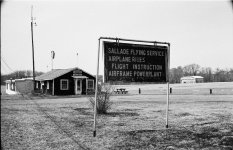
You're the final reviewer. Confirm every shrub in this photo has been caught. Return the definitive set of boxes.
[89,84,114,114]
[86,89,95,95]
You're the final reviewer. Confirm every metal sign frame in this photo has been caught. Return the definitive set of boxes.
[93,37,170,137]
[103,41,169,84]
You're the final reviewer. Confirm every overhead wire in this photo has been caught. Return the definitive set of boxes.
[1,56,14,73]
[1,64,8,73]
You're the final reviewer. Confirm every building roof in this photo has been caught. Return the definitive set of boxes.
[16,78,33,81]
[5,78,33,83]
[35,67,95,81]
[5,80,15,83]
[180,76,204,80]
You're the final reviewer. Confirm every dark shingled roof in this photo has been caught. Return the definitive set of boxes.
[35,67,94,81]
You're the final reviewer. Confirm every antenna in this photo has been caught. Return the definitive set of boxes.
[31,5,33,20]
[31,6,37,25]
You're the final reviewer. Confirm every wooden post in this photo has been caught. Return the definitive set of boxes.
[166,43,170,128]
[166,82,169,128]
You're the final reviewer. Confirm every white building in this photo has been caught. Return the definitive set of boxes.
[5,78,33,94]
[180,76,204,84]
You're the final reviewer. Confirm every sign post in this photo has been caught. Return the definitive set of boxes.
[166,43,170,128]
[166,82,169,128]
[93,39,101,137]
[93,37,170,137]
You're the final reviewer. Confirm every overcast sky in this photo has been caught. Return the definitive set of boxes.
[1,0,233,75]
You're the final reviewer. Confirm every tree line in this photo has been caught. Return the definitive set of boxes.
[1,64,233,85]
[1,70,44,85]
[169,63,233,83]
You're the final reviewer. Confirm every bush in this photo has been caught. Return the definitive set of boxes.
[86,89,95,95]
[89,84,114,114]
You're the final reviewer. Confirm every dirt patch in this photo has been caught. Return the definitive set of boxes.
[219,136,233,146]
[123,108,141,111]
[111,123,233,149]
[73,107,92,115]
[112,129,195,149]
[103,111,140,117]
[176,112,193,117]
[194,117,205,122]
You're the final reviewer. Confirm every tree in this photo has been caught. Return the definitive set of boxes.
[183,63,200,76]
[229,69,233,81]
[169,66,183,83]
[213,68,233,82]
[199,67,213,82]
[169,64,233,83]
[1,70,44,85]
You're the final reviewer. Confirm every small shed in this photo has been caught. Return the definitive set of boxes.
[180,76,204,84]
[35,67,96,95]
[5,78,33,94]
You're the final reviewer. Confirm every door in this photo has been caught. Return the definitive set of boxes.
[75,79,82,95]
[82,79,86,95]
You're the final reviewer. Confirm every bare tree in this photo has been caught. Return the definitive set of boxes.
[199,67,213,82]
[183,63,200,76]
[170,66,183,83]
[1,70,44,85]
[213,68,233,82]
[88,84,114,114]
[169,63,233,83]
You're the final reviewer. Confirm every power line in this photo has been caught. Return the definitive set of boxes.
[1,58,13,72]
[1,57,14,72]
[1,62,12,75]
[1,64,8,73]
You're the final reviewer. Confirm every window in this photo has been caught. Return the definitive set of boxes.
[60,79,69,90]
[47,81,49,89]
[87,79,94,89]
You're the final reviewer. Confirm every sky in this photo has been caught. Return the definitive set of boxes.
[1,0,233,75]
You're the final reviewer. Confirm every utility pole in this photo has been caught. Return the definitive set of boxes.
[31,6,36,91]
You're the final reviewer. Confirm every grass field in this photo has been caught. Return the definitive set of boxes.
[1,82,233,150]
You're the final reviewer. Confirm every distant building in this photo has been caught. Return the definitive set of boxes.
[35,67,96,95]
[5,78,33,94]
[180,76,204,84]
